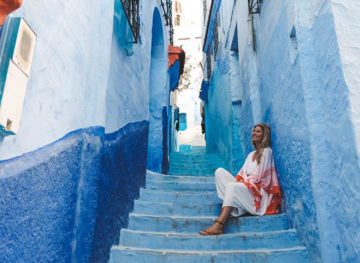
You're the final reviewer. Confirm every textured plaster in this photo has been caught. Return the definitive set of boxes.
[204,0,360,262]
[0,0,168,162]
[331,0,360,160]
[0,121,148,262]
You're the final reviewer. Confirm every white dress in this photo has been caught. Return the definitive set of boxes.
[215,151,269,217]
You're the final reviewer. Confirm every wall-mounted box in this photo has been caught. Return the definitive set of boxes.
[0,17,36,136]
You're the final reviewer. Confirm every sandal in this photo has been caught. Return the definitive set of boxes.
[199,220,225,235]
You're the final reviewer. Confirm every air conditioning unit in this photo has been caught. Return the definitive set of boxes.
[0,17,36,136]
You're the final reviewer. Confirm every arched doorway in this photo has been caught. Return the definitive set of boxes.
[146,7,167,173]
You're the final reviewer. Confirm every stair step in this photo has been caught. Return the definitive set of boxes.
[170,152,219,157]
[168,167,219,172]
[168,172,214,176]
[139,189,220,204]
[169,162,224,167]
[169,158,224,163]
[128,213,289,233]
[110,153,310,263]
[133,200,221,216]
[147,171,214,180]
[146,180,216,191]
[120,229,301,251]
[170,156,223,161]
[110,246,309,263]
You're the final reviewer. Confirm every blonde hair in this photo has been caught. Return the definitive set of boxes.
[252,123,272,164]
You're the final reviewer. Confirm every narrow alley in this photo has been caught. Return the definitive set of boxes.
[0,0,359,263]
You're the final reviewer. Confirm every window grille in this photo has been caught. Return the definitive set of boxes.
[120,0,140,43]
[248,0,262,14]
[206,49,211,80]
[160,0,174,45]
[213,14,219,59]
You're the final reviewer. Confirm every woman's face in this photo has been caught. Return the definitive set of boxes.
[252,126,264,145]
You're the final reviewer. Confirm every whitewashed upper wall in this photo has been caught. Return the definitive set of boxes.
[331,0,360,158]
[0,0,168,160]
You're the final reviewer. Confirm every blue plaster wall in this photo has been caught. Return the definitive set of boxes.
[91,121,148,262]
[169,60,180,91]
[146,7,169,173]
[0,1,170,262]
[255,1,360,261]
[0,121,148,262]
[161,106,169,173]
[206,57,234,172]
[254,4,319,260]
[205,0,360,262]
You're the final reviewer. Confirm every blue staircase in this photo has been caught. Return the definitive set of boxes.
[110,149,310,262]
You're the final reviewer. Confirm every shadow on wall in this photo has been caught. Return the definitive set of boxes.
[0,121,148,262]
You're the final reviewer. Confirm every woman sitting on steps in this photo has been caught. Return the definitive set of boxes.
[200,123,281,235]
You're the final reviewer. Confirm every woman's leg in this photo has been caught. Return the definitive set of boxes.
[215,168,236,200]
[199,168,237,235]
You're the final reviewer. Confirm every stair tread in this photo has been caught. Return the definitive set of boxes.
[130,212,286,220]
[122,228,296,237]
[113,245,307,254]
[110,153,310,262]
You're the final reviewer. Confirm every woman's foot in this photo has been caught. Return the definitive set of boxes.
[199,220,224,235]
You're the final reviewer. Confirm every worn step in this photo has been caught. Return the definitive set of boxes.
[169,161,224,167]
[169,158,224,163]
[168,171,215,176]
[168,167,218,174]
[110,246,309,263]
[170,155,223,161]
[120,229,301,251]
[139,189,220,204]
[146,180,216,191]
[133,200,221,217]
[168,166,220,171]
[169,163,225,169]
[147,171,214,180]
[128,213,289,233]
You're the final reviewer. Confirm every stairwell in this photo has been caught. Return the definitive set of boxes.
[110,147,310,262]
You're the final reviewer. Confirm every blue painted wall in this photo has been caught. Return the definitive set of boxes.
[0,1,170,261]
[169,60,180,91]
[0,121,148,262]
[206,57,234,172]
[254,4,319,260]
[203,0,360,262]
[146,7,169,173]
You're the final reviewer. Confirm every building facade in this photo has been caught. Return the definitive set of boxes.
[201,0,360,262]
[0,0,179,262]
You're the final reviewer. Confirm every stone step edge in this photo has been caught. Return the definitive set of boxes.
[129,212,286,220]
[113,245,307,254]
[133,201,222,209]
[141,189,217,195]
[130,213,219,220]
[147,175,214,180]
[147,171,214,179]
[122,228,296,237]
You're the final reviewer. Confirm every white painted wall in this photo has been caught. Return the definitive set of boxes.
[0,0,168,160]
[173,0,204,143]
